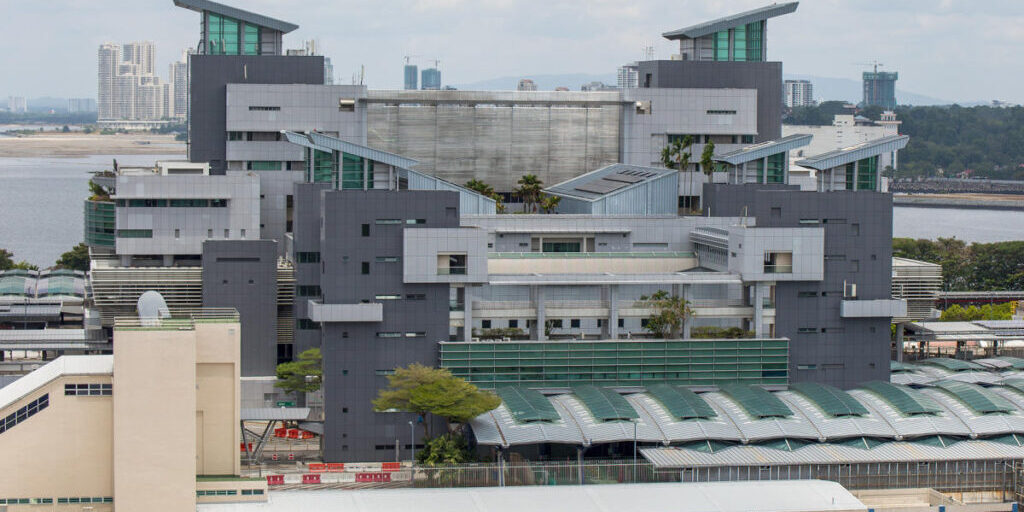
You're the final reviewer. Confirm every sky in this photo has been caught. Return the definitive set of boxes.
[4,0,1024,104]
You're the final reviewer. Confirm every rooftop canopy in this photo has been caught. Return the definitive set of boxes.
[282,131,419,170]
[662,2,800,40]
[713,134,812,166]
[544,163,676,202]
[173,0,298,33]
[795,135,909,171]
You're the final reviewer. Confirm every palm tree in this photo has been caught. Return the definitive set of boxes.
[700,141,716,177]
[539,194,561,213]
[661,136,693,211]
[464,179,506,213]
[516,174,543,213]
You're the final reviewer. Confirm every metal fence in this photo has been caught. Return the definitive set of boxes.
[407,459,1019,496]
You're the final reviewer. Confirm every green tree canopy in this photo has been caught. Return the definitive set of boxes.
[55,243,90,272]
[372,363,500,437]
[640,290,693,339]
[416,433,473,465]
[464,179,506,213]
[893,238,1024,291]
[0,249,37,271]
[274,348,322,395]
[516,174,543,213]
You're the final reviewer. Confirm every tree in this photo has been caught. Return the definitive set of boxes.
[55,243,90,272]
[700,141,717,177]
[88,179,111,201]
[416,432,473,465]
[539,194,561,213]
[464,178,506,213]
[661,136,694,212]
[372,363,500,438]
[0,249,14,271]
[516,174,543,213]
[274,348,322,395]
[639,290,693,338]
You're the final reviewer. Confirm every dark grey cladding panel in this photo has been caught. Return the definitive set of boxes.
[637,60,783,141]
[188,55,324,172]
[202,239,279,376]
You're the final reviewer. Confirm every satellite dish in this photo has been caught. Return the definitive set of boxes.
[137,290,170,326]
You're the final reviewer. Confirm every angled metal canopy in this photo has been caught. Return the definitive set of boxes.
[173,0,299,33]
[281,131,420,170]
[662,2,799,40]
[714,134,812,165]
[795,135,909,170]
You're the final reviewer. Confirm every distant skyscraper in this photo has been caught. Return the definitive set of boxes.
[404,65,418,90]
[421,68,441,90]
[517,78,537,91]
[784,79,814,107]
[7,96,27,113]
[863,71,898,110]
[122,41,155,75]
[617,63,638,88]
[580,81,614,91]
[170,51,190,119]
[98,43,120,119]
[67,98,97,113]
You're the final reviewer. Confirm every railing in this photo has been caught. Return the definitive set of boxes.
[762,298,775,308]
[763,265,793,274]
[488,251,696,259]
[449,300,464,312]
[438,267,467,275]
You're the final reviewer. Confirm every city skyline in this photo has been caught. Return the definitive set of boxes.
[3,0,1024,103]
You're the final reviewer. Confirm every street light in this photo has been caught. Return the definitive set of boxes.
[630,418,639,483]
[408,420,416,464]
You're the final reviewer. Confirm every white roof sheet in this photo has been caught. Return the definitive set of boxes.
[0,355,112,412]
[470,402,585,447]
[846,389,971,439]
[702,391,822,442]
[197,481,866,512]
[774,391,897,441]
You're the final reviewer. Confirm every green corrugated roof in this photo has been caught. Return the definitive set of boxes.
[1000,378,1024,396]
[932,380,1014,414]
[997,357,1024,370]
[860,381,942,416]
[496,387,560,423]
[646,384,716,420]
[988,433,1024,447]
[719,382,792,418]
[678,440,732,453]
[790,382,869,417]
[573,385,638,422]
[921,358,984,372]
[910,435,960,448]
[890,361,919,373]
[758,438,812,452]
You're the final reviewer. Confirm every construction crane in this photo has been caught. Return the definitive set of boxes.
[432,59,441,70]
[854,60,884,73]
[403,54,422,65]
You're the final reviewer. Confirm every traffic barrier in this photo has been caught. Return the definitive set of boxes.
[346,462,383,472]
[266,475,285,486]
[273,427,288,438]
[287,428,300,439]
[308,463,327,473]
[381,462,402,472]
[302,474,321,484]
[326,463,345,472]
[239,442,253,452]
[390,471,412,482]
[271,453,279,461]
[300,430,316,439]
[355,472,391,483]
[287,453,295,461]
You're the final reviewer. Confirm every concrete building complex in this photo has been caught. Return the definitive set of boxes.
[784,79,814,107]
[783,113,902,171]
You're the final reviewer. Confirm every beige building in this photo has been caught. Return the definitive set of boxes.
[0,308,265,511]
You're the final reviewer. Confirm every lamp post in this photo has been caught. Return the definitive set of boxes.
[408,420,415,464]
[631,418,639,483]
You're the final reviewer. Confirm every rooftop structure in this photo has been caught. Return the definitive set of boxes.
[891,257,942,322]
[542,164,679,215]
[795,135,909,192]
[174,0,297,55]
[663,2,799,61]
[713,134,811,185]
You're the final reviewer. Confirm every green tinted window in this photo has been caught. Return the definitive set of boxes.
[732,25,747,61]
[247,161,281,171]
[116,229,152,238]
[243,24,259,55]
[311,150,334,184]
[713,31,729,61]
[765,152,785,184]
[856,155,878,190]
[745,22,763,61]
[341,152,371,190]
[845,163,856,190]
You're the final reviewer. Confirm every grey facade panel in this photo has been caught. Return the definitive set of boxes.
[201,239,279,376]
[636,60,782,142]
[189,55,325,172]
[703,184,894,389]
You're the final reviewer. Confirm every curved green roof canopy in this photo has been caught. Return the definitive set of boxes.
[720,382,792,418]
[647,384,716,420]
[791,382,868,417]
[573,385,638,422]
[496,387,560,423]
[932,380,1014,415]
[861,381,942,416]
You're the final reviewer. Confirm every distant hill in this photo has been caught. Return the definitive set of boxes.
[785,74,951,106]
[450,73,618,92]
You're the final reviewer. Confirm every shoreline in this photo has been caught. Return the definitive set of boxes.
[0,133,185,158]
[893,193,1024,211]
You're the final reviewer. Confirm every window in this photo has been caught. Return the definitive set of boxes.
[570,319,581,328]
[482,320,492,329]
[635,100,651,114]
[211,199,228,207]
[247,161,281,171]
[375,219,401,225]
[406,219,426,225]
[169,199,210,207]
[376,332,402,338]
[508,319,518,328]
[405,332,425,337]
[439,254,466,275]
[361,262,370,274]
[116,229,152,238]
[64,383,112,396]
[361,224,370,236]
[712,30,729,61]
[296,319,317,330]
[618,318,624,328]
[550,319,563,328]
[296,252,320,263]
[822,328,846,334]
[797,364,817,370]
[375,294,401,300]
[851,223,860,236]
[597,319,604,328]
[799,219,820,224]
[128,199,167,207]
[338,98,356,112]
[706,110,737,115]
[406,293,426,300]
[798,291,818,297]
[241,489,265,496]
[542,241,580,253]
[248,106,281,111]
[797,327,817,334]
[208,229,214,238]
[224,229,230,238]
[0,394,48,435]
[741,135,755,144]
[375,256,399,263]
[228,131,243,141]
[342,153,371,190]
[174,228,180,239]
[825,254,846,261]
[297,285,322,297]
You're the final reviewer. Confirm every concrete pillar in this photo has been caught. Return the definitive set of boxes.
[681,285,692,339]
[463,286,474,342]
[609,286,619,340]
[533,286,546,341]
[363,158,369,190]
[753,283,766,337]
[896,322,904,362]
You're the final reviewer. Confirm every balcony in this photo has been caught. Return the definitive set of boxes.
[449,300,464,312]
[763,265,792,274]
[438,267,467,276]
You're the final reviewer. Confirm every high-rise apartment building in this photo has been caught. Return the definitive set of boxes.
[618,63,638,88]
[784,79,814,107]
[122,41,155,75]
[170,52,190,119]
[67,98,97,112]
[97,43,120,119]
[421,67,441,90]
[517,78,537,91]
[404,64,418,90]
[6,96,27,113]
[863,71,898,109]
[97,41,177,123]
